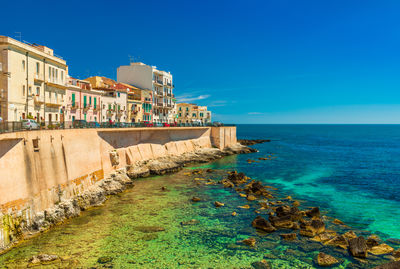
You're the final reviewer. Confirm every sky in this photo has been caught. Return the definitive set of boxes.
[2,0,400,123]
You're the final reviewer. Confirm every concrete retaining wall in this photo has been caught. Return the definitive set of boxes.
[0,126,236,249]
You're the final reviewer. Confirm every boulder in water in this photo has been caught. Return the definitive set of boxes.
[373,261,400,269]
[191,197,201,202]
[242,237,256,247]
[251,259,271,269]
[252,216,277,233]
[214,201,224,207]
[349,236,368,258]
[306,207,320,218]
[280,233,297,241]
[316,252,339,267]
[368,244,394,255]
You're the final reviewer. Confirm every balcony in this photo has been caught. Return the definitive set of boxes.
[153,79,163,86]
[166,82,172,87]
[155,103,164,108]
[34,73,44,82]
[33,95,44,104]
[83,104,91,111]
[156,91,163,97]
[45,98,62,108]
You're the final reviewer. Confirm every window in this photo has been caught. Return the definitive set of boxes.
[94,98,97,109]
[22,60,25,71]
[49,67,51,79]
[48,92,51,99]
[192,113,196,117]
[55,92,58,102]
[179,113,182,117]
[83,96,87,107]
[36,62,40,73]
[89,96,92,105]
[72,93,75,106]
[186,107,188,111]
[179,107,182,111]
[117,92,120,97]
[36,87,40,95]
[28,86,32,95]
[61,71,64,81]
[22,85,25,96]
[55,69,58,80]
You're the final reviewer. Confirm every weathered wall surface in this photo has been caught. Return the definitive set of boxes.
[0,126,236,249]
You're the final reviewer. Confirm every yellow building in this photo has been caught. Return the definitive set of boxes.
[176,103,211,125]
[0,36,68,123]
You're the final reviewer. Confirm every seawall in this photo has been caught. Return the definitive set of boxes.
[0,126,237,251]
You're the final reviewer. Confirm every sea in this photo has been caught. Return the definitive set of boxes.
[0,124,399,268]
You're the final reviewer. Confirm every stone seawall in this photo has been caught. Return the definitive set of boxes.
[0,126,238,251]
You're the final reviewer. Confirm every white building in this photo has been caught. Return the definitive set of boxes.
[0,36,68,123]
[117,62,175,124]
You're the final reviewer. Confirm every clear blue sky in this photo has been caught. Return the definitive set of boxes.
[2,0,400,123]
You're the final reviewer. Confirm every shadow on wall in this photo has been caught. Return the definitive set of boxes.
[0,138,23,159]
[97,128,210,149]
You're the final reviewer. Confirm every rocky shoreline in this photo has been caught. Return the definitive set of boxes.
[184,167,400,268]
[0,143,256,256]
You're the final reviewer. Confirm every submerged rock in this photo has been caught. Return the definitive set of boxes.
[316,252,339,267]
[305,207,320,218]
[214,201,224,207]
[299,219,325,237]
[251,216,277,233]
[280,233,297,241]
[349,236,368,258]
[251,259,271,269]
[369,244,394,255]
[191,197,201,202]
[28,254,59,265]
[180,219,200,226]
[242,237,256,247]
[238,139,271,146]
[325,235,349,249]
[332,218,345,225]
[373,261,400,269]
[97,256,113,264]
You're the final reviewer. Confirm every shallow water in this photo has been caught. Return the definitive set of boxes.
[1,124,399,268]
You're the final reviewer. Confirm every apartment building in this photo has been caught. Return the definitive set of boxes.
[0,36,68,123]
[117,62,175,124]
[65,77,101,126]
[85,76,127,123]
[176,103,212,125]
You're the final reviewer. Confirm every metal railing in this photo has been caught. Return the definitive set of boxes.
[0,121,230,134]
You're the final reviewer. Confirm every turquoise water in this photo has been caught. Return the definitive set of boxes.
[234,124,400,239]
[0,124,399,268]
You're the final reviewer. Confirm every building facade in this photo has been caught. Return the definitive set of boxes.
[65,77,101,126]
[176,103,212,125]
[85,76,127,123]
[0,36,67,123]
[116,82,143,123]
[117,62,175,124]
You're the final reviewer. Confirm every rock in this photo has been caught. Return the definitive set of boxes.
[238,205,250,209]
[28,254,59,266]
[227,171,249,185]
[220,178,235,188]
[325,235,349,249]
[369,244,394,255]
[299,219,325,237]
[109,150,119,166]
[269,215,294,229]
[232,212,237,216]
[343,231,357,240]
[316,252,339,267]
[312,231,336,243]
[206,168,214,173]
[98,256,113,264]
[367,235,381,248]
[293,201,300,207]
[191,197,201,202]
[373,261,400,269]
[180,219,200,226]
[332,218,345,225]
[242,237,256,247]
[251,259,271,269]
[251,216,277,233]
[239,193,247,197]
[127,165,150,179]
[214,201,224,207]
[247,195,257,201]
[275,205,302,221]
[392,249,400,260]
[238,139,271,146]
[306,207,320,218]
[244,181,269,196]
[161,186,167,191]
[349,236,368,258]
[280,233,297,241]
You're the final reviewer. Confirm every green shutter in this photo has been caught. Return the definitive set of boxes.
[94,97,97,109]
[84,96,87,107]
[72,93,75,106]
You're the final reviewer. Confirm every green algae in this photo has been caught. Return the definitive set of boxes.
[0,166,393,268]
